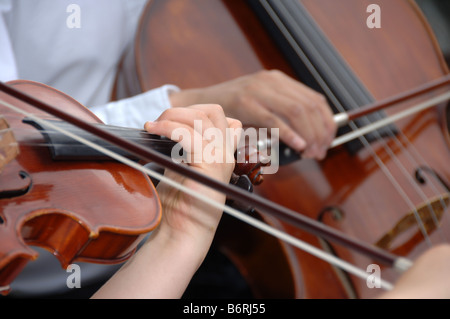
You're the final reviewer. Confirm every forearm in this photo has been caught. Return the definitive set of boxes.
[378,245,450,299]
[91,224,210,299]
[92,105,236,299]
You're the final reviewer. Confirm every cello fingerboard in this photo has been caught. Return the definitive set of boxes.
[248,0,398,154]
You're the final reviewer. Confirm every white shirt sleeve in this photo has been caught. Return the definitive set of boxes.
[89,84,179,129]
[0,0,18,82]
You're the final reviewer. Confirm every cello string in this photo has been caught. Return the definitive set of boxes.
[284,0,450,240]
[9,92,449,160]
[333,89,450,233]
[333,91,450,228]
[10,91,450,150]
[261,0,442,245]
[11,107,448,245]
[281,0,446,244]
[331,92,450,147]
[0,97,399,290]
[348,107,448,244]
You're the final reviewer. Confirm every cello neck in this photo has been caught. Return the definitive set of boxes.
[248,0,398,153]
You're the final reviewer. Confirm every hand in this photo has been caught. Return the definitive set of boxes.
[378,244,450,299]
[169,70,336,159]
[144,104,241,247]
[92,104,241,298]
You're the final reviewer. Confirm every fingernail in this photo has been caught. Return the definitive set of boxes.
[292,136,306,151]
[144,121,155,131]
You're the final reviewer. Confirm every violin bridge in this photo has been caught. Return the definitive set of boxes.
[0,117,19,172]
[375,194,450,254]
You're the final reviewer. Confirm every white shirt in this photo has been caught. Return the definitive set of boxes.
[1,0,178,127]
[0,0,178,297]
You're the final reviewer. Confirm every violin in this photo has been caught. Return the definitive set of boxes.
[0,80,161,295]
[114,0,450,298]
[0,80,264,295]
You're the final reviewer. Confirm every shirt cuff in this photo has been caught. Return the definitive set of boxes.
[90,84,180,128]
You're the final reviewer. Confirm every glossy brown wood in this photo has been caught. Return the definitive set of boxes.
[116,0,450,298]
[295,0,450,298]
[116,0,335,299]
[0,81,161,294]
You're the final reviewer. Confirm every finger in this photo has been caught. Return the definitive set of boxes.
[153,106,219,135]
[248,105,307,153]
[293,95,336,156]
[288,83,337,150]
[226,117,242,131]
[245,88,321,157]
[259,76,335,158]
[315,98,337,148]
[237,73,325,157]
[145,117,238,165]
[188,104,229,132]
[145,120,204,163]
[289,97,331,159]
[225,117,242,152]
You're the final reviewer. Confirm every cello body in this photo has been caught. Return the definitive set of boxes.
[115,0,450,298]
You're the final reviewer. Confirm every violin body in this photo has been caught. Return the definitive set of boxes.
[0,80,161,294]
[115,0,450,298]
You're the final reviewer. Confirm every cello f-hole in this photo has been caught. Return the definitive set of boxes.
[317,206,344,223]
[415,166,450,193]
[316,207,357,299]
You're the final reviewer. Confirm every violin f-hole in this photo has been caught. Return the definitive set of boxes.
[0,169,32,200]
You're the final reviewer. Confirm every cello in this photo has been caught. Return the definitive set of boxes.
[114,0,450,298]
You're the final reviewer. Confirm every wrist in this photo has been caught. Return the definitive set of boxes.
[145,220,214,279]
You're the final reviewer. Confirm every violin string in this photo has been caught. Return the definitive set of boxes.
[4,113,170,141]
[5,126,169,143]
[0,97,397,290]
[261,0,443,246]
[13,94,449,233]
[13,96,449,244]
